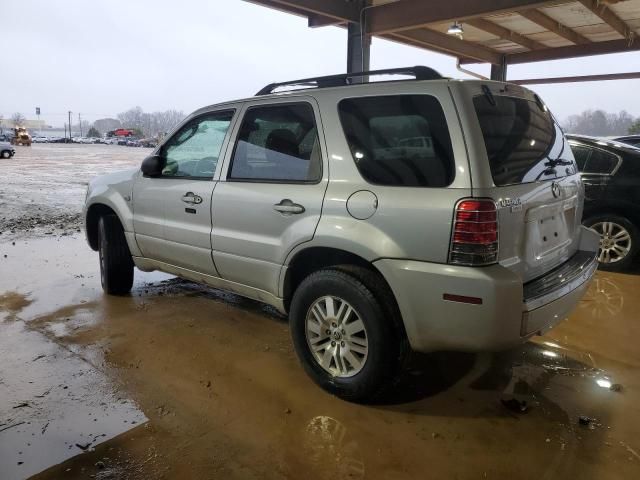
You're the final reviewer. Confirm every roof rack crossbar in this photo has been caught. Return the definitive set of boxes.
[256,66,443,96]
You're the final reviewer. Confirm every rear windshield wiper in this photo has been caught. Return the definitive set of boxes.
[544,158,573,168]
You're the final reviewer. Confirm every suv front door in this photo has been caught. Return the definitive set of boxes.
[133,109,237,275]
[211,98,328,295]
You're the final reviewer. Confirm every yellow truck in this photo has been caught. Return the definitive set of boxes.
[11,126,32,146]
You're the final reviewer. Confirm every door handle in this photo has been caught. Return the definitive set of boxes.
[273,199,305,215]
[182,192,203,205]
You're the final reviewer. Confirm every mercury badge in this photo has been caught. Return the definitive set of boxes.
[551,181,561,199]
[498,197,522,213]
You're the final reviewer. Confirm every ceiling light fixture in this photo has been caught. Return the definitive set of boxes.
[447,21,464,36]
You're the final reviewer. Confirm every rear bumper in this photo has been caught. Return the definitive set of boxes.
[374,227,599,353]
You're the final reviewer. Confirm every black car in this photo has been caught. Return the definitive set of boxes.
[611,135,640,148]
[567,134,640,271]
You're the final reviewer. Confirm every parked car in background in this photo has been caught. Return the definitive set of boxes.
[567,134,640,271]
[32,136,49,143]
[84,67,599,401]
[611,135,640,148]
[139,138,158,148]
[1,141,16,158]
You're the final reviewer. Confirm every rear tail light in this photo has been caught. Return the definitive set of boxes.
[449,199,498,266]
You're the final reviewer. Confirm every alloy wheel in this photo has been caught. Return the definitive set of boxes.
[305,295,368,378]
[590,221,631,264]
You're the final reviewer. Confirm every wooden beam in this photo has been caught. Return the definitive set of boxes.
[308,14,346,28]
[243,0,359,23]
[512,71,640,84]
[466,18,546,50]
[519,9,591,44]
[366,0,566,35]
[504,38,640,63]
[390,28,503,64]
[378,34,476,64]
[578,0,633,40]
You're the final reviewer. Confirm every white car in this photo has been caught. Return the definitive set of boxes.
[1,142,16,158]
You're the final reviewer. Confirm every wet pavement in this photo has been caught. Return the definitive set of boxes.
[1,145,640,479]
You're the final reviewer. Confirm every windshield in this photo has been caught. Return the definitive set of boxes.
[473,95,577,186]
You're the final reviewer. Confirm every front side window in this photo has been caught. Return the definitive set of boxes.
[229,103,321,182]
[473,95,576,186]
[161,111,234,179]
[338,95,455,187]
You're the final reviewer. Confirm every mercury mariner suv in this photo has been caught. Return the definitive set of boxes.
[83,67,599,402]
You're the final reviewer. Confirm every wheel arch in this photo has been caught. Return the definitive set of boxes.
[584,203,640,228]
[86,203,122,251]
[281,246,399,317]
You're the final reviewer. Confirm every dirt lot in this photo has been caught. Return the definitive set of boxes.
[0,144,146,239]
[1,144,640,479]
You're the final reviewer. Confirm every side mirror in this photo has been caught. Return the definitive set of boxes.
[141,154,164,177]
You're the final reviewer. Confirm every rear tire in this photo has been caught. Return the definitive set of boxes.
[98,215,134,295]
[585,214,639,272]
[290,267,409,403]
[1,151,10,159]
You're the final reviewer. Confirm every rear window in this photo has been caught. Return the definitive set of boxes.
[473,95,577,186]
[338,95,455,187]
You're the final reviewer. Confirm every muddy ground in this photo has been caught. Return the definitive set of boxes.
[1,144,640,479]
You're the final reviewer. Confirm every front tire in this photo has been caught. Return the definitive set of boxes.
[98,215,134,295]
[290,268,408,402]
[1,150,10,159]
[585,214,639,271]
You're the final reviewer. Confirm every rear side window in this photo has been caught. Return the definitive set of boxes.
[571,145,590,170]
[585,148,619,174]
[338,95,455,187]
[474,95,576,186]
[229,103,321,182]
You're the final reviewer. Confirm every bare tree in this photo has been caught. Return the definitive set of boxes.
[79,119,92,136]
[94,118,121,134]
[11,112,26,127]
[117,107,146,132]
[563,110,637,136]
[149,110,185,137]
[117,107,185,137]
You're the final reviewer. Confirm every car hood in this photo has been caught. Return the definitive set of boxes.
[89,167,139,189]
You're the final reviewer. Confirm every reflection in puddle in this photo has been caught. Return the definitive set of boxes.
[304,416,365,480]
[580,275,624,318]
[0,306,146,480]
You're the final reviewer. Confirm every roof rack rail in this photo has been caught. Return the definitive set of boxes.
[256,66,443,96]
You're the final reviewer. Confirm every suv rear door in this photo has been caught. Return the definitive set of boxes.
[452,82,583,282]
[211,97,328,295]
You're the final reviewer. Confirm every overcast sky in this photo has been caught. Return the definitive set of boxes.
[1,0,639,126]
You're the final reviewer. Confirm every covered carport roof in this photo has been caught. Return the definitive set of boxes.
[244,0,640,77]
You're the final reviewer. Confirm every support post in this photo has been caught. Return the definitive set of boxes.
[490,55,507,81]
[347,0,370,77]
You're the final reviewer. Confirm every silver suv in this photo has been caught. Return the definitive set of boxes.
[83,67,599,402]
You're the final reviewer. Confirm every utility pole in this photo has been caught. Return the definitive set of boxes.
[78,113,82,137]
[68,111,72,142]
